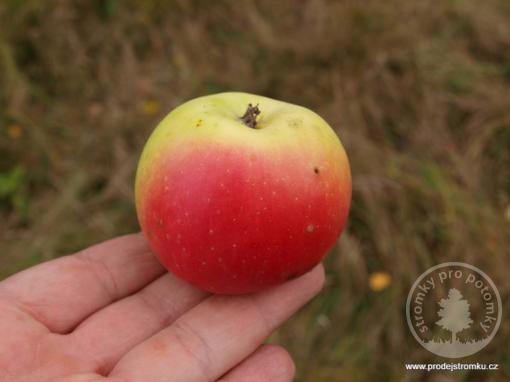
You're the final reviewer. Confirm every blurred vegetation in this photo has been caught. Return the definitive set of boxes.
[1,0,510,380]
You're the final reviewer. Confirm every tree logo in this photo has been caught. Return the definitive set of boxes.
[435,288,473,343]
[406,263,501,358]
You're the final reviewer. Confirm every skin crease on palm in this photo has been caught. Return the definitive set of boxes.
[0,233,325,382]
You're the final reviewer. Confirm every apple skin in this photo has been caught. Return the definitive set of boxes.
[135,92,351,294]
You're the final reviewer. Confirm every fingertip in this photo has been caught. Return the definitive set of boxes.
[259,345,296,380]
[300,262,326,296]
[218,345,295,382]
[312,262,326,290]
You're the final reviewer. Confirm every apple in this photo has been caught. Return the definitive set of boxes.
[135,92,351,294]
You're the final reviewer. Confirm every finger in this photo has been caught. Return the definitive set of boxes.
[109,264,324,382]
[218,345,295,382]
[70,272,207,373]
[0,233,165,333]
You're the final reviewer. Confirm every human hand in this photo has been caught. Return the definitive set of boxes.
[0,233,324,382]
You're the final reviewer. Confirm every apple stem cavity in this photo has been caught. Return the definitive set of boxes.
[240,103,261,129]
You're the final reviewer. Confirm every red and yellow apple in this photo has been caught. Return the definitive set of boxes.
[135,92,351,294]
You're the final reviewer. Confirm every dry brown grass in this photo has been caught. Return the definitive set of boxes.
[1,1,510,380]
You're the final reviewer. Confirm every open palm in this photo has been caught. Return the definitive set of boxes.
[0,233,324,382]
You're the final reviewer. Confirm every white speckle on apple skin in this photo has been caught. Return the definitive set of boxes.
[307,224,315,232]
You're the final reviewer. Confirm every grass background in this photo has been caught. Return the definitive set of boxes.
[1,0,510,380]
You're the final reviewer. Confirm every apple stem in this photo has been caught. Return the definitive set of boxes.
[240,103,260,129]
